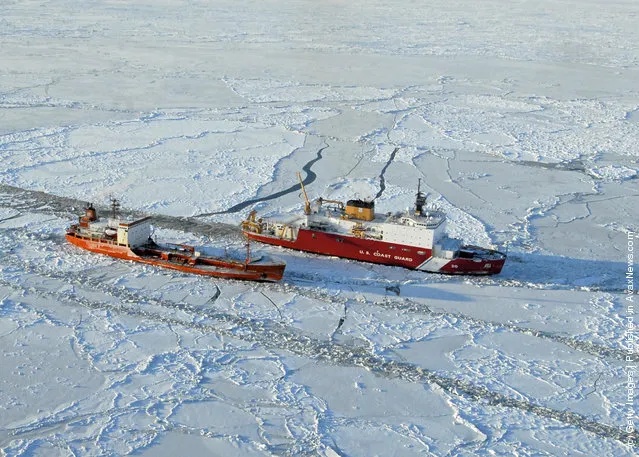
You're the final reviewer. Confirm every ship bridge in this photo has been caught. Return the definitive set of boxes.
[378,208,447,248]
[386,210,446,229]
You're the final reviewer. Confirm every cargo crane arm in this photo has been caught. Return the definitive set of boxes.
[297,172,311,215]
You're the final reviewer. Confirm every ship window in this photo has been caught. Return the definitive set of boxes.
[389,246,395,250]
[417,250,426,255]
[402,248,411,252]
[336,238,344,243]
[312,233,316,238]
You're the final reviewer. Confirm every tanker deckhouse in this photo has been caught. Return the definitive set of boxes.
[241,175,506,275]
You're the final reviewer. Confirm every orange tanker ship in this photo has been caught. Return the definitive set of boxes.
[66,200,286,281]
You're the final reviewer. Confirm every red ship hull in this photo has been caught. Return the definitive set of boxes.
[66,233,285,281]
[244,228,505,275]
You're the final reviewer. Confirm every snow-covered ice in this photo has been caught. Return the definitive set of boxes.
[1,0,638,455]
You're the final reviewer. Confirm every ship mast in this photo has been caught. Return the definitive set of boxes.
[297,172,311,215]
[415,178,427,216]
[110,198,121,219]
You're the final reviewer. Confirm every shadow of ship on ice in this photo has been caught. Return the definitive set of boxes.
[279,253,473,302]
[472,251,629,294]
[280,249,630,301]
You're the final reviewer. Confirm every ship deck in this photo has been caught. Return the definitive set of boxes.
[135,241,281,267]
[262,208,446,229]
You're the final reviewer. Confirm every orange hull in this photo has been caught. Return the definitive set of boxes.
[66,233,285,282]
